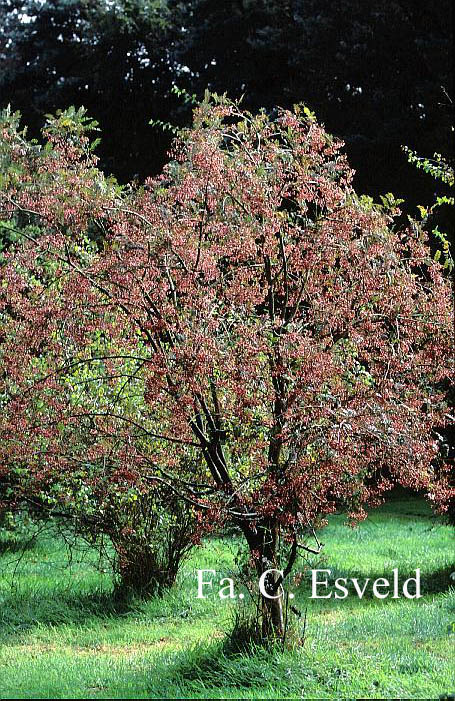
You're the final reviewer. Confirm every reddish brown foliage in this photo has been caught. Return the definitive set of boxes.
[0,99,453,636]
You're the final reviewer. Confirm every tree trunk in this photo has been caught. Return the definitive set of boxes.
[241,519,285,642]
[258,563,284,640]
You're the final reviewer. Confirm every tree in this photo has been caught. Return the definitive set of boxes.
[0,97,453,641]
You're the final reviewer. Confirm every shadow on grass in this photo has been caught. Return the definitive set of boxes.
[164,642,301,691]
[0,587,139,641]
[0,536,37,555]
[132,638,336,700]
[297,564,455,599]
[0,576,200,646]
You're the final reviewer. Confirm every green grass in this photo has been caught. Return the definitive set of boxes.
[0,494,453,699]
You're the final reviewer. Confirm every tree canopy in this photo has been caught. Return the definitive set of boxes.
[0,98,452,638]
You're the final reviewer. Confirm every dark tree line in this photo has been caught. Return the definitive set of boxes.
[1,0,452,210]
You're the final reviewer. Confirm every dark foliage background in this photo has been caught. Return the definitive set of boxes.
[1,0,452,210]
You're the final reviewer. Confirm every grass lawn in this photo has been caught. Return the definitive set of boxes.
[0,493,453,699]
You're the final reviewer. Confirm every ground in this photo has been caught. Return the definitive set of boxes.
[0,493,453,699]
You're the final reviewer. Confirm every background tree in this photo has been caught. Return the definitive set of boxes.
[177,1,453,206]
[0,98,452,640]
[1,0,452,225]
[0,0,184,180]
